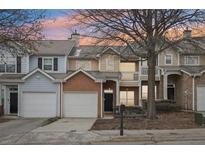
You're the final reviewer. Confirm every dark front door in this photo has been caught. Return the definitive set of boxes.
[167,88,175,100]
[104,93,113,112]
[10,93,18,114]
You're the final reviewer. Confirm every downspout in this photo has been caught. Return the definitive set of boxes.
[60,82,63,118]
[100,81,103,118]
[192,75,195,111]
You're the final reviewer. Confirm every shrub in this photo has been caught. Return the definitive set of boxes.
[142,99,181,112]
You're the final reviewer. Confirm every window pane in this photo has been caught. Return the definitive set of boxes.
[120,91,127,105]
[127,91,134,106]
[44,58,52,65]
[142,85,148,99]
[6,64,15,72]
[186,56,199,65]
[0,64,5,72]
[142,85,157,99]
[44,65,52,70]
[165,55,172,64]
[43,58,53,71]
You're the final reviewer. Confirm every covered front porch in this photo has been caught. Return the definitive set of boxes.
[159,68,182,106]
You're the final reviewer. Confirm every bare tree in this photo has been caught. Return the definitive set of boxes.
[71,9,205,119]
[0,9,45,55]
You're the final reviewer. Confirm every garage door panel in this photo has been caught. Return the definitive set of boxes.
[197,87,205,111]
[63,92,98,117]
[21,92,57,117]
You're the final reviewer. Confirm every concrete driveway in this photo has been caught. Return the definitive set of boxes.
[34,118,96,132]
[0,118,46,144]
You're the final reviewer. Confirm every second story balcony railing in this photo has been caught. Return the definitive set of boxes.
[141,66,160,76]
[121,72,139,81]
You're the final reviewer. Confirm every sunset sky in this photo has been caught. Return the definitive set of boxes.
[43,9,73,40]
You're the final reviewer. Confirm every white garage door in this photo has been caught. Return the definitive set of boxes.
[63,92,98,117]
[197,86,205,111]
[21,92,57,117]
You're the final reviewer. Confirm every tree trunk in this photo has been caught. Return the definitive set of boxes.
[147,53,157,119]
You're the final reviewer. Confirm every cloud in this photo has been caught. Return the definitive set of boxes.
[42,15,77,40]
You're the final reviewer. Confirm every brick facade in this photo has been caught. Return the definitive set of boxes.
[63,72,102,117]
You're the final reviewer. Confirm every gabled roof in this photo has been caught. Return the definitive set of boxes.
[22,68,55,81]
[180,66,205,76]
[32,40,76,56]
[97,47,121,56]
[63,69,98,82]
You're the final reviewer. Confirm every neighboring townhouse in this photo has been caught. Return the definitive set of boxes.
[0,39,76,117]
[1,30,205,118]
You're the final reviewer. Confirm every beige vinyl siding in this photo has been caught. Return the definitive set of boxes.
[158,49,179,66]
[100,52,120,72]
[200,55,205,65]
[68,59,99,71]
[68,59,76,70]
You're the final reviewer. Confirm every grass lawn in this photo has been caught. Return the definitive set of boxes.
[91,112,205,130]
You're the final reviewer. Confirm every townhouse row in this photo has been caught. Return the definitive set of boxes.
[1,30,205,118]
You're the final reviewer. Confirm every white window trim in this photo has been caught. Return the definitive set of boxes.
[0,57,17,73]
[42,57,54,72]
[184,56,199,66]
[120,90,135,106]
[164,54,173,65]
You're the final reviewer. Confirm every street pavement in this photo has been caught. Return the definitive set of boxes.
[1,118,205,145]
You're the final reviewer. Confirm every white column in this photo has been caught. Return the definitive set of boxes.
[163,74,168,99]
[116,80,120,106]
[192,76,195,111]
[138,81,142,106]
[100,81,103,118]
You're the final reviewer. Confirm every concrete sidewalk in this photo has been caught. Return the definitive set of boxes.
[91,128,205,144]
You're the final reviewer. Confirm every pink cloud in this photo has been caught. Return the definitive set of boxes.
[43,15,77,40]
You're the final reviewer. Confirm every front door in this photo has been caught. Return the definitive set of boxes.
[10,92,18,114]
[104,93,113,112]
[167,88,175,100]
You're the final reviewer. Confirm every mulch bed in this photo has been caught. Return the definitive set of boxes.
[91,112,205,130]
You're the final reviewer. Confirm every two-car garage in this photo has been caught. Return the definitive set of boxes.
[19,69,101,118]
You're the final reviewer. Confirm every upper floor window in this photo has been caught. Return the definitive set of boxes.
[76,60,91,70]
[43,58,53,71]
[165,54,172,65]
[38,57,58,72]
[184,56,199,65]
[0,57,16,73]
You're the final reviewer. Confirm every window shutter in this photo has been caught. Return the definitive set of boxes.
[54,58,58,71]
[38,57,42,69]
[17,56,21,73]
